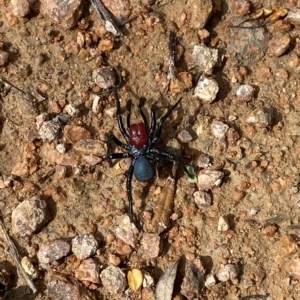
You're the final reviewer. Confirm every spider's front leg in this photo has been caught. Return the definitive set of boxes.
[110,134,129,150]
[151,98,181,145]
[138,97,149,133]
[114,90,130,143]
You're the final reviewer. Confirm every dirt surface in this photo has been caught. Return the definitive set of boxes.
[1,0,300,299]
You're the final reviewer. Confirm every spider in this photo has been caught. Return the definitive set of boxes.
[109,90,194,222]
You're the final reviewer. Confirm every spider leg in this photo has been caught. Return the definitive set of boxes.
[111,134,129,150]
[109,152,131,159]
[138,97,149,133]
[126,99,132,129]
[151,98,181,145]
[148,107,156,138]
[126,159,136,222]
[114,90,130,142]
[146,154,174,178]
[150,148,194,178]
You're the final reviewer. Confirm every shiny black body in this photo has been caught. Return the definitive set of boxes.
[109,91,193,222]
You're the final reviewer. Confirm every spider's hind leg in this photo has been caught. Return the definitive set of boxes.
[108,152,131,160]
[150,148,194,178]
[147,154,174,179]
[126,159,136,222]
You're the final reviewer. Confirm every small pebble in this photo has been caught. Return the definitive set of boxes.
[82,155,102,166]
[228,0,251,16]
[11,197,48,236]
[72,234,98,260]
[55,165,67,179]
[286,8,300,26]
[178,130,193,143]
[63,125,91,143]
[287,257,300,278]
[40,0,82,29]
[192,45,218,75]
[92,95,101,113]
[180,259,205,299]
[39,121,61,141]
[98,39,114,52]
[56,143,67,154]
[194,190,212,207]
[143,273,154,288]
[197,154,210,168]
[194,75,219,103]
[205,273,216,287]
[169,72,193,93]
[275,235,298,264]
[262,224,278,237]
[75,258,100,284]
[249,206,260,216]
[24,121,40,141]
[0,50,9,66]
[74,166,83,176]
[246,107,273,127]
[63,104,79,117]
[108,253,121,266]
[104,107,116,118]
[216,263,239,282]
[268,35,292,57]
[141,233,160,258]
[21,256,38,279]
[218,215,230,231]
[100,266,126,294]
[114,215,139,247]
[37,239,71,264]
[211,121,229,140]
[47,275,94,300]
[197,169,224,191]
[185,0,213,29]
[91,67,117,89]
[7,0,31,17]
[236,84,255,102]
[73,139,107,156]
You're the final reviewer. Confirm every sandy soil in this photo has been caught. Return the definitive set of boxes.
[1,0,300,299]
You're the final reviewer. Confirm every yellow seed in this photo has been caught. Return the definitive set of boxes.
[127,268,143,292]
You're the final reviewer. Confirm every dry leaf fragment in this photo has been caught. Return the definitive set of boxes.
[127,269,143,292]
[155,260,179,300]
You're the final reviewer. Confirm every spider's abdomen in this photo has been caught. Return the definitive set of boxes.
[134,157,154,181]
[129,123,148,148]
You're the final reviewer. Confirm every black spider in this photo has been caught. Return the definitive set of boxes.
[109,90,193,222]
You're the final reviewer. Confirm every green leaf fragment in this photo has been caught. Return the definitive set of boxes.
[187,166,198,183]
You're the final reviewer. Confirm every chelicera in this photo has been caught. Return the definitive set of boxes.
[109,90,193,222]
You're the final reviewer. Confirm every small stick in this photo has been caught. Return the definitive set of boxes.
[90,0,121,36]
[0,77,36,102]
[150,164,177,234]
[168,30,176,80]
[0,218,37,293]
[0,77,27,96]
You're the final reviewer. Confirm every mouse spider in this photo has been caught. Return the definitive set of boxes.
[108,90,194,222]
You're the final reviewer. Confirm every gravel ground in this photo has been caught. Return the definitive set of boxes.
[1,0,300,299]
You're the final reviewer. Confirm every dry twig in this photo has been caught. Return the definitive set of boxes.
[0,218,37,294]
[168,30,176,80]
[90,0,121,36]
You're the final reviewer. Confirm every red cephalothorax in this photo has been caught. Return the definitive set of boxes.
[129,123,149,148]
